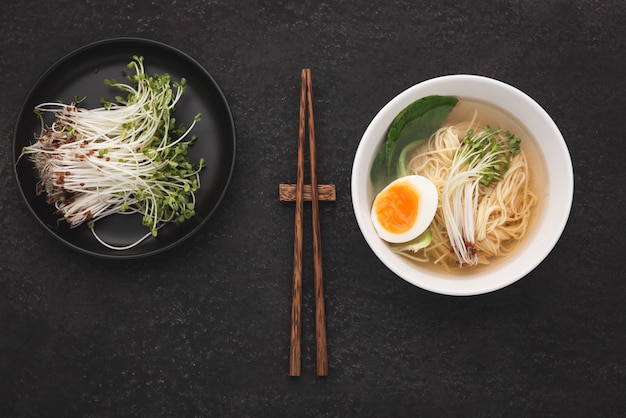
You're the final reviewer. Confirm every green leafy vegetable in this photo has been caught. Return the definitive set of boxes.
[396,140,424,179]
[370,146,389,195]
[370,95,458,192]
[391,227,433,253]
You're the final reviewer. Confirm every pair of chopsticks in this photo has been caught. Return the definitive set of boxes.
[289,68,328,377]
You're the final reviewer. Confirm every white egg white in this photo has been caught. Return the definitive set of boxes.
[370,175,438,243]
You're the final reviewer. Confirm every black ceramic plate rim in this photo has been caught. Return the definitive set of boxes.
[12,37,236,259]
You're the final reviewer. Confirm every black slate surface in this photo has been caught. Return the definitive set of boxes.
[1,1,625,416]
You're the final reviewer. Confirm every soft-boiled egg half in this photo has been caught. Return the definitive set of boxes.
[370,175,438,243]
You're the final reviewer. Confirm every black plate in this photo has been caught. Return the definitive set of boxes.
[13,38,236,259]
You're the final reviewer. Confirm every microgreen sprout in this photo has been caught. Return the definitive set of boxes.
[442,125,521,266]
[20,56,204,250]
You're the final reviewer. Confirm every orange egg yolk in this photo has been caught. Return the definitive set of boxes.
[374,182,419,234]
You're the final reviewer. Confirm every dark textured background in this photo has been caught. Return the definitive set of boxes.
[1,0,625,416]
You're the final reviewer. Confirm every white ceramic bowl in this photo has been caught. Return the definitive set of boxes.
[351,74,573,296]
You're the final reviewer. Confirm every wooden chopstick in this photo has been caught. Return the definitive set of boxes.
[288,69,329,377]
[305,69,328,377]
[288,69,307,377]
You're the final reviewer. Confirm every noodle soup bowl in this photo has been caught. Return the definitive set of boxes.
[351,75,573,296]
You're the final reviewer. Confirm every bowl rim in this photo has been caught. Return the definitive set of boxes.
[351,74,574,296]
